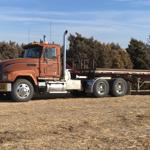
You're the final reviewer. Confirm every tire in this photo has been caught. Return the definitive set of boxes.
[11,79,34,102]
[110,78,128,97]
[93,79,109,97]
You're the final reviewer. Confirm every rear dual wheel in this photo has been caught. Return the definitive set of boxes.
[93,78,128,98]
[93,79,109,97]
[110,78,128,97]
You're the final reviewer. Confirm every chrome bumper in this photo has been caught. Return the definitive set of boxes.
[0,83,11,92]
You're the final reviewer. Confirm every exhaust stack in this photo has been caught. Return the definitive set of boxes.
[63,30,68,80]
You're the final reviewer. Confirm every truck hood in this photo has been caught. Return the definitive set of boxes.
[0,58,39,72]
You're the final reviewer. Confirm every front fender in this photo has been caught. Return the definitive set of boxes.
[8,70,38,85]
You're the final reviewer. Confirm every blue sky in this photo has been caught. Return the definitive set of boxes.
[0,0,150,48]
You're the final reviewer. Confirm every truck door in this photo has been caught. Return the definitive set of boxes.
[40,47,60,78]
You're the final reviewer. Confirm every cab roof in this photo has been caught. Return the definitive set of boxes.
[23,41,60,49]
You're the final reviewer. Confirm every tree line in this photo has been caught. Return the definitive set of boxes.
[0,33,150,70]
[67,33,150,70]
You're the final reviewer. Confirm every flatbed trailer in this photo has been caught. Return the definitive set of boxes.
[72,68,150,94]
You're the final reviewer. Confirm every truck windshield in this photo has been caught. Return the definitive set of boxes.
[23,47,42,58]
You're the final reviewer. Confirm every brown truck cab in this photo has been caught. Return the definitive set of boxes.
[0,42,61,84]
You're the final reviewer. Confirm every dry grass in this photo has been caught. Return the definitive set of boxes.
[0,95,149,150]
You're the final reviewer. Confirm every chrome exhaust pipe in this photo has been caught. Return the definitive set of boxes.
[63,30,68,80]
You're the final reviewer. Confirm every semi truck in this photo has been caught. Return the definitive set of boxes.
[0,31,149,102]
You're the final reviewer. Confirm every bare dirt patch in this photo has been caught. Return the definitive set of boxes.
[0,95,149,150]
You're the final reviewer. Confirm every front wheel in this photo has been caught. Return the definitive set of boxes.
[11,79,34,102]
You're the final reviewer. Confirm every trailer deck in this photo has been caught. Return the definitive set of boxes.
[76,68,150,78]
[95,68,150,75]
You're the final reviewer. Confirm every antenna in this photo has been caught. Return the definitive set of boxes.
[43,35,46,42]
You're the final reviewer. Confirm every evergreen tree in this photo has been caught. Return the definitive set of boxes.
[127,39,150,69]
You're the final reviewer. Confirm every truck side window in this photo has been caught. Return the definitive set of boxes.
[45,48,56,59]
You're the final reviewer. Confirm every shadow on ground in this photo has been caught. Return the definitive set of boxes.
[0,93,94,103]
[0,92,149,103]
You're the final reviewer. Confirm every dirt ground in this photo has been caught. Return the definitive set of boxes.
[0,95,149,150]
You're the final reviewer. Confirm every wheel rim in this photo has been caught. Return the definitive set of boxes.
[16,83,30,99]
[96,82,106,95]
[116,82,124,94]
